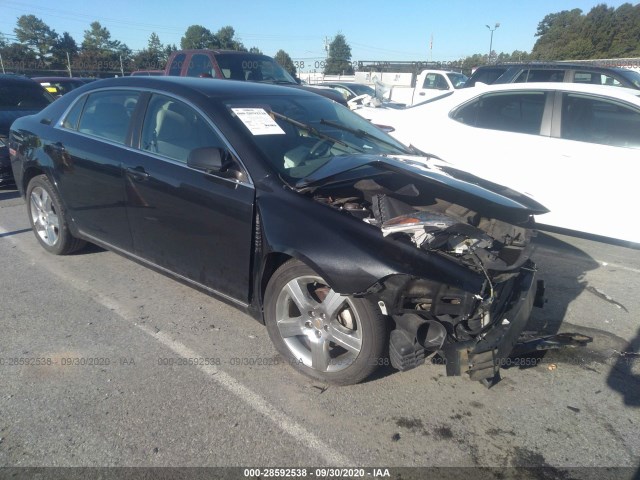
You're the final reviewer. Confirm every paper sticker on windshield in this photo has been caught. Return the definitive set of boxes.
[231,108,285,135]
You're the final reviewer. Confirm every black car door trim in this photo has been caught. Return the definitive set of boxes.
[76,229,250,308]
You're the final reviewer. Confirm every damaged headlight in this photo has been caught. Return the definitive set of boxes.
[381,212,493,254]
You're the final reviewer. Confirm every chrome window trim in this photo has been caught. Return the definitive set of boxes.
[54,86,254,186]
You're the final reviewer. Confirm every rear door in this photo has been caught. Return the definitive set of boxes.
[542,91,640,241]
[123,92,255,302]
[52,89,139,249]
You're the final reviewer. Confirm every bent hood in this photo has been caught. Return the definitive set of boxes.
[295,154,549,217]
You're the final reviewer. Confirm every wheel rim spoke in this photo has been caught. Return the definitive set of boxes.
[285,279,314,312]
[329,323,361,353]
[45,223,57,243]
[30,194,42,215]
[322,289,347,320]
[48,213,59,229]
[41,189,51,212]
[277,317,306,338]
[310,338,330,372]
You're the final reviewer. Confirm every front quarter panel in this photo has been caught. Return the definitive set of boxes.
[256,184,484,296]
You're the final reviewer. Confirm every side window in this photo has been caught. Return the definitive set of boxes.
[187,54,215,78]
[516,69,565,83]
[452,92,547,135]
[561,93,640,148]
[61,95,87,130]
[168,54,186,76]
[333,86,352,100]
[422,73,447,90]
[574,71,622,87]
[77,90,139,144]
[140,94,226,163]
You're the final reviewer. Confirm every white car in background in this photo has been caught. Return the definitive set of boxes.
[357,83,640,244]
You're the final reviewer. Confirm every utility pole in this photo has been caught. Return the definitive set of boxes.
[0,52,4,74]
[486,23,500,63]
[66,51,72,77]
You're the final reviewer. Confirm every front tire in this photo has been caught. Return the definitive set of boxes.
[264,259,387,385]
[26,175,85,255]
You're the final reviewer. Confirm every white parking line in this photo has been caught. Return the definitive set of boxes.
[597,261,640,275]
[0,224,352,466]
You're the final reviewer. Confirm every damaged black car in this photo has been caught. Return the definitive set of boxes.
[10,77,549,386]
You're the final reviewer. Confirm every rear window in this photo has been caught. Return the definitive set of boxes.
[616,69,640,89]
[513,69,565,83]
[0,81,52,109]
[574,71,622,87]
[215,54,296,83]
[466,67,508,87]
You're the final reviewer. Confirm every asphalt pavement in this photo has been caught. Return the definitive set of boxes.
[0,183,638,478]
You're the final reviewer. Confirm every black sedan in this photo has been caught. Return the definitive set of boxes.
[10,76,547,385]
[1,75,53,185]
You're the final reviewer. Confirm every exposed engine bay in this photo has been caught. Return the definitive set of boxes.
[308,173,543,384]
[312,175,534,274]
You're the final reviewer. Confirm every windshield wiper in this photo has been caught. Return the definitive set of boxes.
[271,111,363,153]
[319,118,409,153]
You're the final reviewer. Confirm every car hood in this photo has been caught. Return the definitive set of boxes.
[295,154,549,216]
[0,109,41,135]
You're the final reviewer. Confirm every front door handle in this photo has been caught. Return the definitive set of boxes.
[125,166,151,181]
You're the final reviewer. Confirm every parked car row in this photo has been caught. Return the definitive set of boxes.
[4,58,637,388]
[355,81,640,244]
[0,75,54,185]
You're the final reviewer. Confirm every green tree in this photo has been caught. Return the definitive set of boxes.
[133,32,166,70]
[531,9,585,60]
[215,26,245,51]
[79,21,130,75]
[0,43,37,72]
[583,4,616,58]
[50,32,78,70]
[324,33,354,75]
[609,3,640,57]
[14,14,58,62]
[274,49,297,76]
[181,25,217,49]
[249,46,262,54]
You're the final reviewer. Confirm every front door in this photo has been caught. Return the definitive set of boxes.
[124,93,255,302]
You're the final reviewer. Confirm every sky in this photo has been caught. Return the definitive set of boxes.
[0,0,634,70]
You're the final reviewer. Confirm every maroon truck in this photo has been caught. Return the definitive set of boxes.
[164,49,346,105]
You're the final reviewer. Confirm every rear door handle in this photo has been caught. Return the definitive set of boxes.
[125,166,151,181]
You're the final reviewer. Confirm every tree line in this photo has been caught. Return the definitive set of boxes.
[1,3,639,77]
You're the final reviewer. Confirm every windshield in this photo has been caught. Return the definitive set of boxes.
[215,54,297,84]
[0,82,53,109]
[617,68,640,89]
[225,94,409,183]
[447,72,469,89]
[348,84,376,96]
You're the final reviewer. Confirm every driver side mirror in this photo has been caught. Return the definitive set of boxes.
[187,147,225,172]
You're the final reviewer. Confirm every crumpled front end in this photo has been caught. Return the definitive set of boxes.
[307,172,546,385]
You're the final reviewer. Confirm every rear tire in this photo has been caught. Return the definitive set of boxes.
[264,259,387,385]
[26,175,85,255]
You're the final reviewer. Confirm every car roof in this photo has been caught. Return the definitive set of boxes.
[71,75,318,99]
[32,77,87,82]
[0,74,42,86]
[477,62,631,72]
[172,49,274,58]
[409,81,640,111]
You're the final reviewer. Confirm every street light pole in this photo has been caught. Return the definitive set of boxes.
[486,23,500,63]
